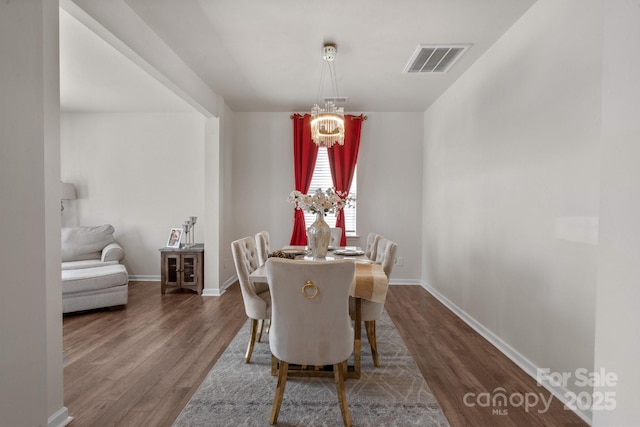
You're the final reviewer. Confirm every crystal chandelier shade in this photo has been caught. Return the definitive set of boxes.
[311,103,344,147]
[311,44,345,147]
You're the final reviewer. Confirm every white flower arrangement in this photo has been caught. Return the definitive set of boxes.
[288,188,354,215]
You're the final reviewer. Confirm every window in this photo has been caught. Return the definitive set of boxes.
[305,147,357,235]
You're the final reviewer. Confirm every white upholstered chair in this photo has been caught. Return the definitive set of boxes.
[330,227,343,247]
[266,258,355,427]
[373,238,397,278]
[255,230,271,266]
[231,236,271,363]
[350,237,397,367]
[254,230,272,338]
[364,232,382,260]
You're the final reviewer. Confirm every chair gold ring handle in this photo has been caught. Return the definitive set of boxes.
[302,280,318,299]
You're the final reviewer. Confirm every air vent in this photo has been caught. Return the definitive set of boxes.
[403,44,471,73]
[323,96,349,104]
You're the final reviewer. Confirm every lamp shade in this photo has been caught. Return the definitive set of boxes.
[61,182,77,200]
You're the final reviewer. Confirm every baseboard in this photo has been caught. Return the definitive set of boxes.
[389,278,422,285]
[419,280,592,425]
[48,407,73,427]
[222,275,237,291]
[128,275,160,281]
[201,275,237,297]
[128,274,421,287]
[128,275,421,291]
[128,275,235,296]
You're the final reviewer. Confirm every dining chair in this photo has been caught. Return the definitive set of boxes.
[266,258,355,427]
[231,236,271,363]
[254,230,272,338]
[350,237,397,367]
[255,230,271,266]
[364,232,382,260]
[373,238,397,278]
[329,227,343,247]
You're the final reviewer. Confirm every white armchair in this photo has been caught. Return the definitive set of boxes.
[350,237,397,367]
[266,258,355,427]
[231,236,271,363]
[61,224,125,270]
[329,227,343,247]
[373,238,397,278]
[255,230,271,266]
[364,232,382,261]
[60,224,128,313]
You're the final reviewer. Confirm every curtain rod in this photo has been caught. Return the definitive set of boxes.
[290,114,368,120]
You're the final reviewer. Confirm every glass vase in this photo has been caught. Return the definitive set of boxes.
[307,211,331,259]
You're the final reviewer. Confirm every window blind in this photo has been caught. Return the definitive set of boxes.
[305,147,357,235]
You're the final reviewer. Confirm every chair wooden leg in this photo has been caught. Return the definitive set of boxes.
[271,354,278,376]
[257,319,271,343]
[257,319,264,342]
[270,360,288,425]
[245,319,258,363]
[365,320,380,367]
[334,362,352,427]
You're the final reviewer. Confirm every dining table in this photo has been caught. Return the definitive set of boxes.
[249,246,389,379]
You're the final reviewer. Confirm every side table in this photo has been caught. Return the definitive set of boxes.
[159,244,204,294]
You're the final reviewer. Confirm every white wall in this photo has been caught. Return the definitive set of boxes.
[230,112,296,258]
[357,113,424,281]
[202,105,233,295]
[423,0,601,413]
[594,0,640,424]
[61,112,206,279]
[230,112,424,281]
[219,104,237,286]
[0,2,67,426]
[44,4,67,425]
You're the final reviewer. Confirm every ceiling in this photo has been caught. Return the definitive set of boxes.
[60,0,537,114]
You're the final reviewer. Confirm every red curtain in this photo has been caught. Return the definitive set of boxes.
[289,114,319,245]
[327,114,363,246]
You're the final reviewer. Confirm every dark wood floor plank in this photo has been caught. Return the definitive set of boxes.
[63,282,587,427]
[385,286,587,427]
[64,282,246,427]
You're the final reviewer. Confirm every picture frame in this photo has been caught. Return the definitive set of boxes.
[166,228,183,248]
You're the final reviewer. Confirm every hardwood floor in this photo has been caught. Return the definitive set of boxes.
[385,287,587,427]
[63,282,587,426]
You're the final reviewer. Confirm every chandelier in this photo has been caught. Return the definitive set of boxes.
[310,44,345,147]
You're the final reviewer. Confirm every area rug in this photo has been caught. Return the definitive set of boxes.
[173,310,449,426]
